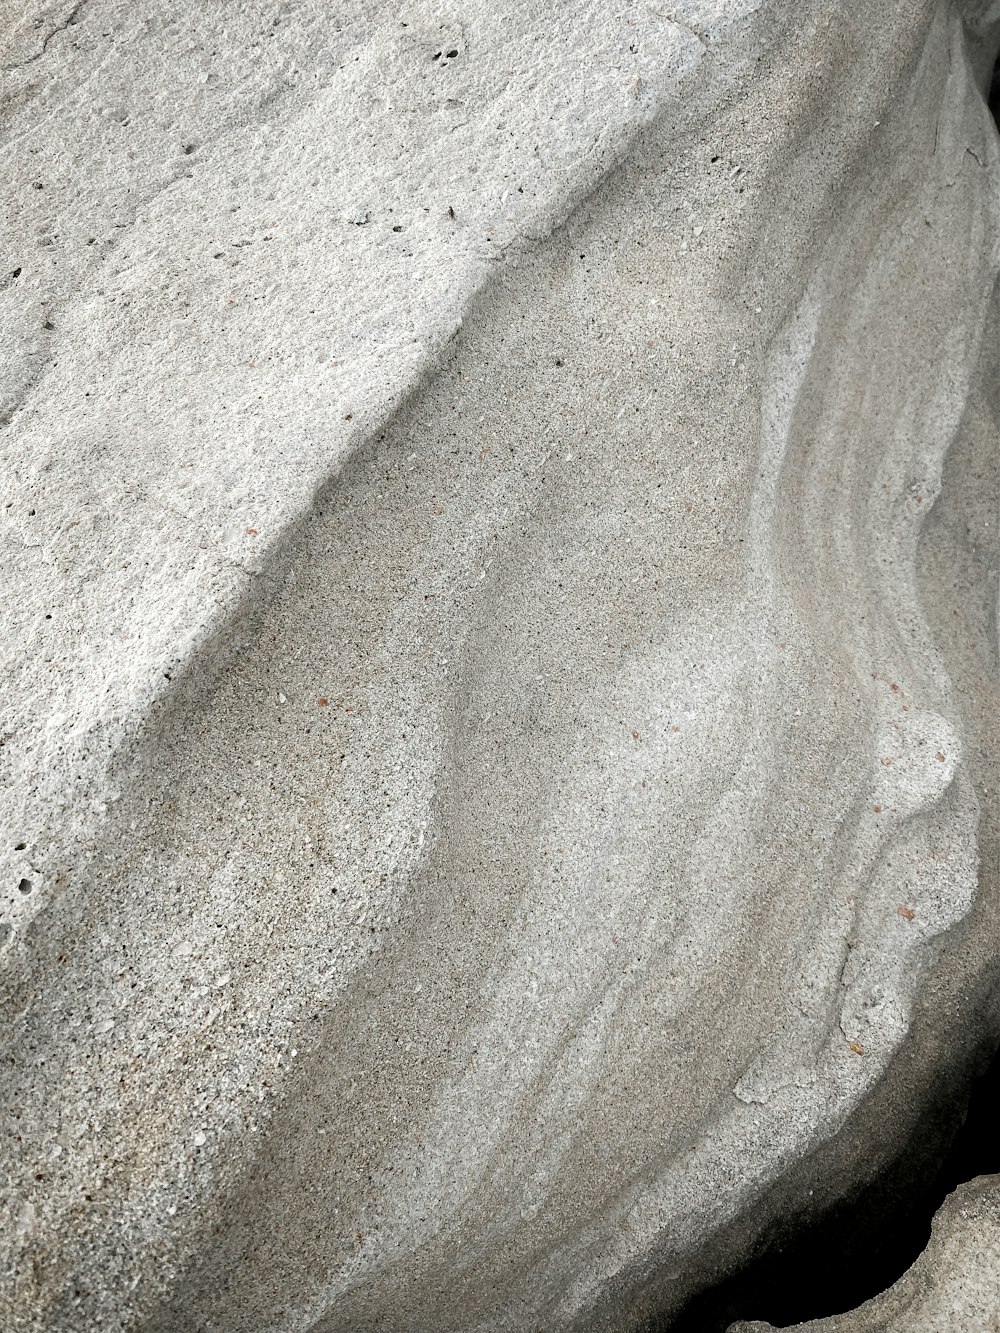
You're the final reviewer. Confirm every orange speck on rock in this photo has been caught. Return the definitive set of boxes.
[873,805,882,813]
[631,729,640,739]
[317,698,329,707]
[898,905,915,921]
[848,1041,864,1055]
[245,528,258,535]
[936,752,946,762]
[880,757,893,766]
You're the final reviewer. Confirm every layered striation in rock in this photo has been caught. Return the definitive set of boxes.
[1,1,998,1330]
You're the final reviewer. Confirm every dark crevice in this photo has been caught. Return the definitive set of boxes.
[990,51,1000,126]
[645,1037,1000,1331]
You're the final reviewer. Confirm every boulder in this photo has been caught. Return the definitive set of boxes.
[1,1,997,1329]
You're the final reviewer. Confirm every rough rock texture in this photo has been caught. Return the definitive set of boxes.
[1,1,998,1331]
[731,1174,1000,1333]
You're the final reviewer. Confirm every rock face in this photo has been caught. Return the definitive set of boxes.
[0,1,997,1331]
[731,1175,1000,1333]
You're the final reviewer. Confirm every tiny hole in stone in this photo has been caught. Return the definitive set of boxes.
[17,878,32,895]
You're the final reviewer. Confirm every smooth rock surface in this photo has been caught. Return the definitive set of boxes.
[731,1175,1000,1333]
[1,1,998,1331]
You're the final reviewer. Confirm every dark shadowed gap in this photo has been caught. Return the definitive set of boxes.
[990,51,1000,125]
[643,1039,1000,1332]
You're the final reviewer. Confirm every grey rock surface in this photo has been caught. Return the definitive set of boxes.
[0,0,998,1331]
[731,1175,1000,1333]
